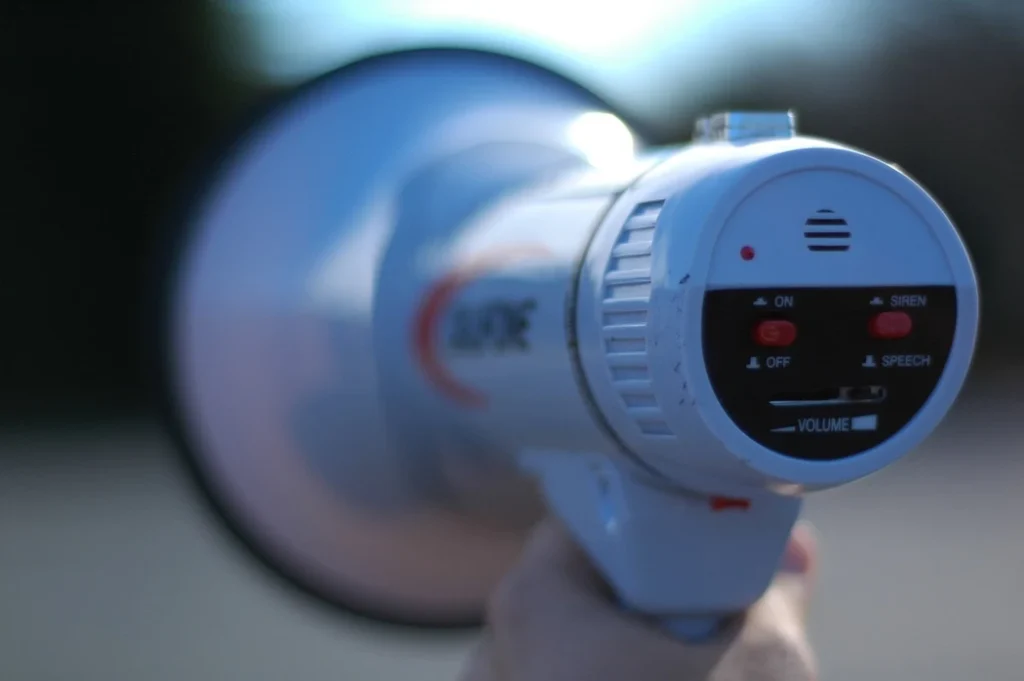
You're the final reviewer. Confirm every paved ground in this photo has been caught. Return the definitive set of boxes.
[2,365,1022,680]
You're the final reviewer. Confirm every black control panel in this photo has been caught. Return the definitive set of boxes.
[701,286,957,461]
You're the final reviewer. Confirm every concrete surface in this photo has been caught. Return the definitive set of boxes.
[1,366,1022,680]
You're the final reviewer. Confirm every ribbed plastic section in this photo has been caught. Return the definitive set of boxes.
[599,201,673,438]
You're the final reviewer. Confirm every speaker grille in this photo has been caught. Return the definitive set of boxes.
[804,209,850,252]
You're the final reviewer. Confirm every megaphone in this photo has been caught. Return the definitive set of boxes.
[156,48,978,637]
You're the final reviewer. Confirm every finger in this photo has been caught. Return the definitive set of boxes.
[771,521,818,626]
[781,521,817,576]
[711,526,820,681]
[456,631,503,681]
[729,585,818,681]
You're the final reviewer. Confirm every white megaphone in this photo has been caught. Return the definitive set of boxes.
[156,48,978,638]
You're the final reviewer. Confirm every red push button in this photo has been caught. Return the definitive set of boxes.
[754,320,797,347]
[869,311,913,339]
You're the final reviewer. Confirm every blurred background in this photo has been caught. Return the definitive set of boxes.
[3,1,1023,679]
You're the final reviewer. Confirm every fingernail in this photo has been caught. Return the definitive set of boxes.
[781,521,817,574]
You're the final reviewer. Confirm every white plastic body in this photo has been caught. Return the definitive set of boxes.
[382,187,620,460]
[553,136,978,616]
[412,135,978,621]
[576,138,979,493]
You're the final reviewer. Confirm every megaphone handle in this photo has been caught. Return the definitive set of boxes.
[522,450,803,641]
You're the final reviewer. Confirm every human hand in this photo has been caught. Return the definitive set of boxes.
[459,518,817,681]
